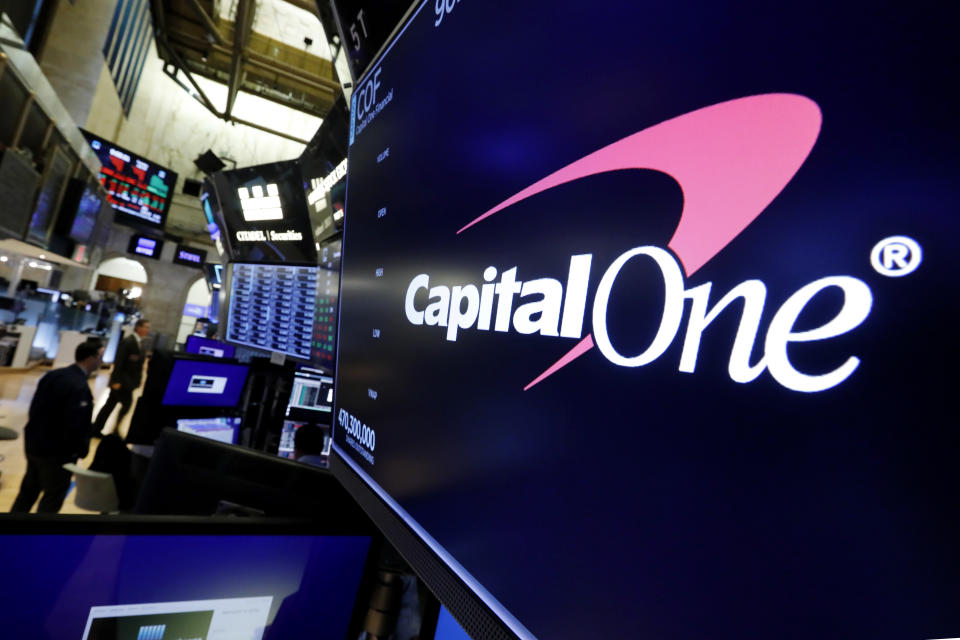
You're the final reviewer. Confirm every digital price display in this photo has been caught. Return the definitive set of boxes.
[313,238,341,369]
[126,234,162,260]
[332,2,959,640]
[82,130,177,230]
[225,263,317,360]
[174,245,207,267]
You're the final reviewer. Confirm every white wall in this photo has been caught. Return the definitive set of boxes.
[93,257,149,284]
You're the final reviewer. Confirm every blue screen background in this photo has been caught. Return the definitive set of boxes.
[335,1,959,639]
[1,533,371,639]
[161,360,249,407]
[185,336,237,359]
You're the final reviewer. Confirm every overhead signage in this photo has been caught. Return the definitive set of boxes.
[212,161,316,263]
[127,233,162,260]
[82,130,177,230]
[174,245,207,267]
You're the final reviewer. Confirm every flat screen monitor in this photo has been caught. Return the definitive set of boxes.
[330,2,959,639]
[176,416,241,444]
[286,365,334,423]
[185,335,235,359]
[127,233,163,260]
[0,517,375,640]
[81,130,177,230]
[225,263,317,360]
[174,245,207,268]
[211,161,316,263]
[161,358,249,407]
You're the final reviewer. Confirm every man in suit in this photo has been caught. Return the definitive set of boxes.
[92,318,150,437]
[11,337,104,513]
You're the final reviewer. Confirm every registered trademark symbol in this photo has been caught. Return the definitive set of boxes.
[870,235,922,277]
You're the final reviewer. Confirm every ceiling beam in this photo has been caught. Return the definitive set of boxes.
[185,0,225,45]
[226,0,255,118]
[166,30,339,94]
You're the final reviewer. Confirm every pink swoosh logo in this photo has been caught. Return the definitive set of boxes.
[457,93,822,390]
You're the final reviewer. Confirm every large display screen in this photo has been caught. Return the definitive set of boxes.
[333,2,958,639]
[81,131,177,230]
[212,162,316,264]
[2,527,372,639]
[161,359,249,407]
[226,263,317,360]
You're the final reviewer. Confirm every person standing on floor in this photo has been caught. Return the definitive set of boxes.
[92,318,150,438]
[11,338,104,513]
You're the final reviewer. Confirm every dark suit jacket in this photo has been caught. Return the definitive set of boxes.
[110,334,143,391]
[23,364,93,460]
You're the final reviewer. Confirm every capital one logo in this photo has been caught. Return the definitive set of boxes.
[404,94,881,393]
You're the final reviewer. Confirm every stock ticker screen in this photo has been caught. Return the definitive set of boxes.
[333,1,958,639]
[226,263,317,360]
[81,131,177,230]
[313,239,342,369]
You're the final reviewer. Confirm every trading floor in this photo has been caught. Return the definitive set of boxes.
[0,366,137,513]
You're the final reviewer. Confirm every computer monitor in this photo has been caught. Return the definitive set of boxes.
[176,416,241,444]
[161,358,249,408]
[185,335,236,359]
[286,365,333,423]
[329,2,958,639]
[0,516,377,640]
[224,263,317,361]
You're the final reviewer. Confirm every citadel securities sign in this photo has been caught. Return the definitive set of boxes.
[403,94,921,393]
